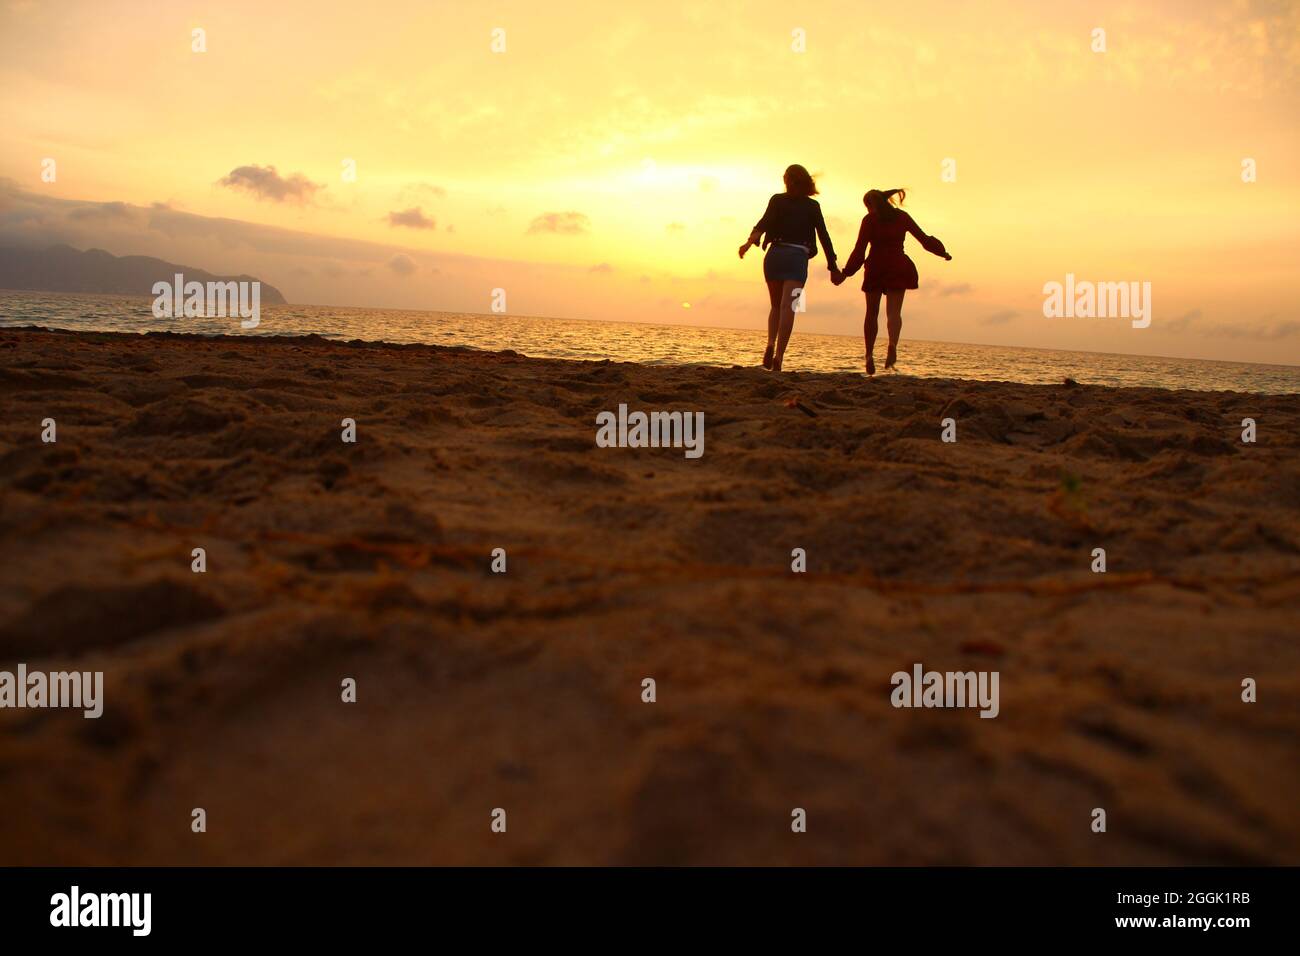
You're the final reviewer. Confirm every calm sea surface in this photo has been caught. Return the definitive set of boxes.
[2,291,1296,394]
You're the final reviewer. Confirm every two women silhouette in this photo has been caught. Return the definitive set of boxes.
[742,167,951,375]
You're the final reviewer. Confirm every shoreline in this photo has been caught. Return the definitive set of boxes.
[4,322,1298,396]
[1,326,1297,865]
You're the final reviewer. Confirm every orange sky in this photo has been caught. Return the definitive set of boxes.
[1,0,1298,364]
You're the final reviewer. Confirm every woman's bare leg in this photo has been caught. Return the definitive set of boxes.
[864,291,882,375]
[763,279,782,368]
[772,279,802,371]
[884,289,906,370]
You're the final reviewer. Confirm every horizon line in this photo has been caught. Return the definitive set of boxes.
[2,286,1298,372]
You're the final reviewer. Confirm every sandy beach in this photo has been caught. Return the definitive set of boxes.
[0,326,1297,865]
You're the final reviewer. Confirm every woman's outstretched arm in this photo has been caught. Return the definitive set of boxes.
[904,212,953,260]
[841,216,871,276]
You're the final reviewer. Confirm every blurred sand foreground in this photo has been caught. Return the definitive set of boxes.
[0,327,1297,865]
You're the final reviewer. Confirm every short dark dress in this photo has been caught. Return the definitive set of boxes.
[841,210,948,293]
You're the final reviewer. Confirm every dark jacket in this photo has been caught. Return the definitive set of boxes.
[752,193,837,264]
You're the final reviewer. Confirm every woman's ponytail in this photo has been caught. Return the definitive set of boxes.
[864,188,906,220]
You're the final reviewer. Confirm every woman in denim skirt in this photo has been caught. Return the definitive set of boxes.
[739,165,842,371]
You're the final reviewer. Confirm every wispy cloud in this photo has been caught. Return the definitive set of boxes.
[1162,309,1202,333]
[1207,318,1300,341]
[527,212,590,235]
[397,183,447,204]
[67,201,137,222]
[930,281,973,297]
[386,206,436,229]
[1158,310,1298,340]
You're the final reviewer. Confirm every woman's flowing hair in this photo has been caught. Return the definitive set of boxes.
[864,188,905,220]
[783,164,818,197]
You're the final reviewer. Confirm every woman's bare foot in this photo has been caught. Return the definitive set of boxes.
[866,354,876,376]
[762,344,774,369]
[771,356,783,372]
[884,347,897,371]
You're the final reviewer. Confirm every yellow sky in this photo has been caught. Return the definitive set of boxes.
[2,0,1298,363]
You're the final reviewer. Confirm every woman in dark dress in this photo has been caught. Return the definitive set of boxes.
[838,189,951,375]
[738,165,842,371]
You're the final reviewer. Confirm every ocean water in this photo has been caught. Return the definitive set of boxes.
[2,290,1297,395]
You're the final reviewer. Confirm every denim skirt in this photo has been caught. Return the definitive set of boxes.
[763,244,809,282]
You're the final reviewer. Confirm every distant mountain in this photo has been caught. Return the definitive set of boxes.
[0,244,287,304]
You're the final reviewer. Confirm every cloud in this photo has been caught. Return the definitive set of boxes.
[388,253,416,276]
[666,222,686,233]
[526,211,590,235]
[0,182,516,284]
[1159,310,1298,340]
[930,281,973,297]
[216,164,323,204]
[1162,309,1202,333]
[67,201,137,222]
[981,309,1017,326]
[1205,318,1300,341]
[387,206,436,230]
[1257,320,1300,340]
[589,262,614,274]
[397,183,447,203]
